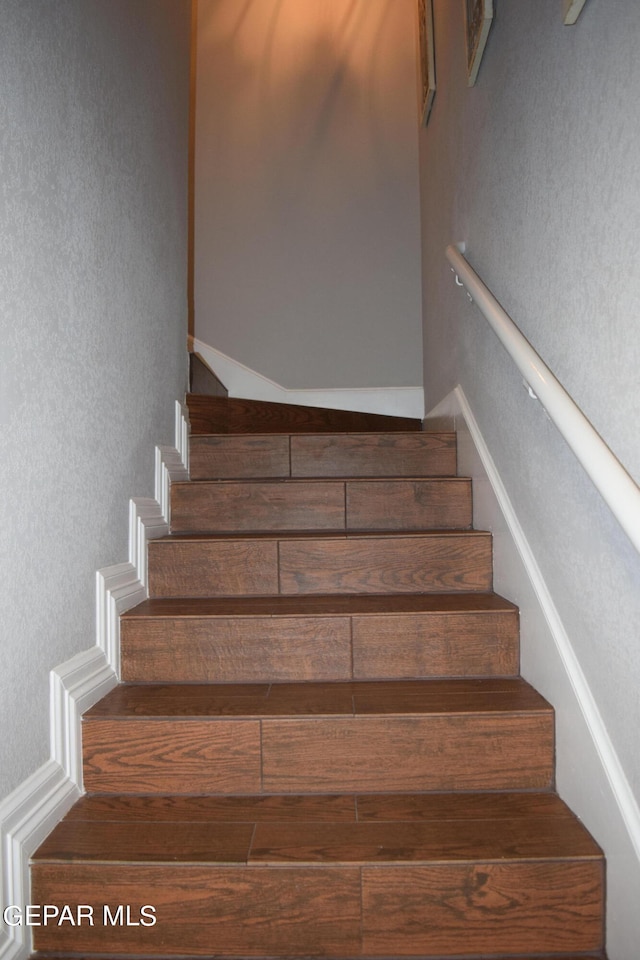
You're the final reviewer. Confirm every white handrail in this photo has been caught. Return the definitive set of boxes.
[446,242,640,555]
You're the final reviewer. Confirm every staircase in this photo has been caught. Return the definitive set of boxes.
[31,394,605,959]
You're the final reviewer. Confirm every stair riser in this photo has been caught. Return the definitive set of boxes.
[291,433,457,479]
[82,714,553,794]
[189,433,457,480]
[121,611,519,683]
[148,534,493,598]
[170,479,472,534]
[187,395,421,434]
[363,860,604,956]
[32,860,603,956]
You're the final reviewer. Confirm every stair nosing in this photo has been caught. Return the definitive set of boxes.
[173,476,470,485]
[190,430,458,438]
[121,591,518,619]
[82,678,553,721]
[151,529,492,543]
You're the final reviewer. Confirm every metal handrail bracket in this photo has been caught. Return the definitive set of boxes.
[446,242,640,555]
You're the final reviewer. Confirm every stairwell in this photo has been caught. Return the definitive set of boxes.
[31,393,605,959]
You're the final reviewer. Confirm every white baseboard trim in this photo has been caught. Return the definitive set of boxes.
[50,646,118,788]
[155,401,190,526]
[428,385,640,955]
[0,400,190,960]
[190,337,425,419]
[0,761,79,960]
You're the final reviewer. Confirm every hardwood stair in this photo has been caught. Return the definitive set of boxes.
[120,593,520,682]
[189,429,457,478]
[186,394,422,434]
[79,678,554,795]
[170,477,474,533]
[31,394,606,959]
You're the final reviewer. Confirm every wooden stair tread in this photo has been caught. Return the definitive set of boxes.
[58,791,576,823]
[122,591,518,619]
[193,430,456,438]
[249,817,600,865]
[175,475,468,483]
[34,792,600,866]
[187,394,422,434]
[84,678,551,719]
[60,793,360,822]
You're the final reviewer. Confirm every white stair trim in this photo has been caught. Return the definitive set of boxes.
[0,400,189,960]
[190,336,425,420]
[50,646,118,788]
[0,762,78,960]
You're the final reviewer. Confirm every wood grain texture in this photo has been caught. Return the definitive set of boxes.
[171,480,346,533]
[86,681,360,718]
[279,533,493,594]
[187,394,421,434]
[84,678,544,718]
[148,538,278,598]
[120,608,519,683]
[121,615,353,683]
[352,609,519,678]
[123,591,518,618]
[346,479,472,530]
[80,681,552,794]
[61,793,358,823]
[189,434,290,479]
[32,864,362,956]
[149,533,493,598]
[290,432,457,477]
[346,677,536,695]
[361,861,604,955]
[26,950,607,960]
[59,791,575,828]
[33,398,608,958]
[261,714,554,792]
[84,683,270,716]
[355,791,575,822]
[351,682,550,715]
[171,478,474,534]
[48,808,599,866]
[82,719,261,794]
[34,819,255,864]
[249,816,600,864]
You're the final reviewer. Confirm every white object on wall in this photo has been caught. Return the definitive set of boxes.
[465,0,494,85]
[563,0,588,25]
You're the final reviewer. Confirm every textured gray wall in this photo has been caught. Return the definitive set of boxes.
[194,0,423,390]
[0,0,190,800]
[421,1,640,952]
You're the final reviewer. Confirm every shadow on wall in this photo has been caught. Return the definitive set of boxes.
[193,0,423,392]
[199,0,411,207]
